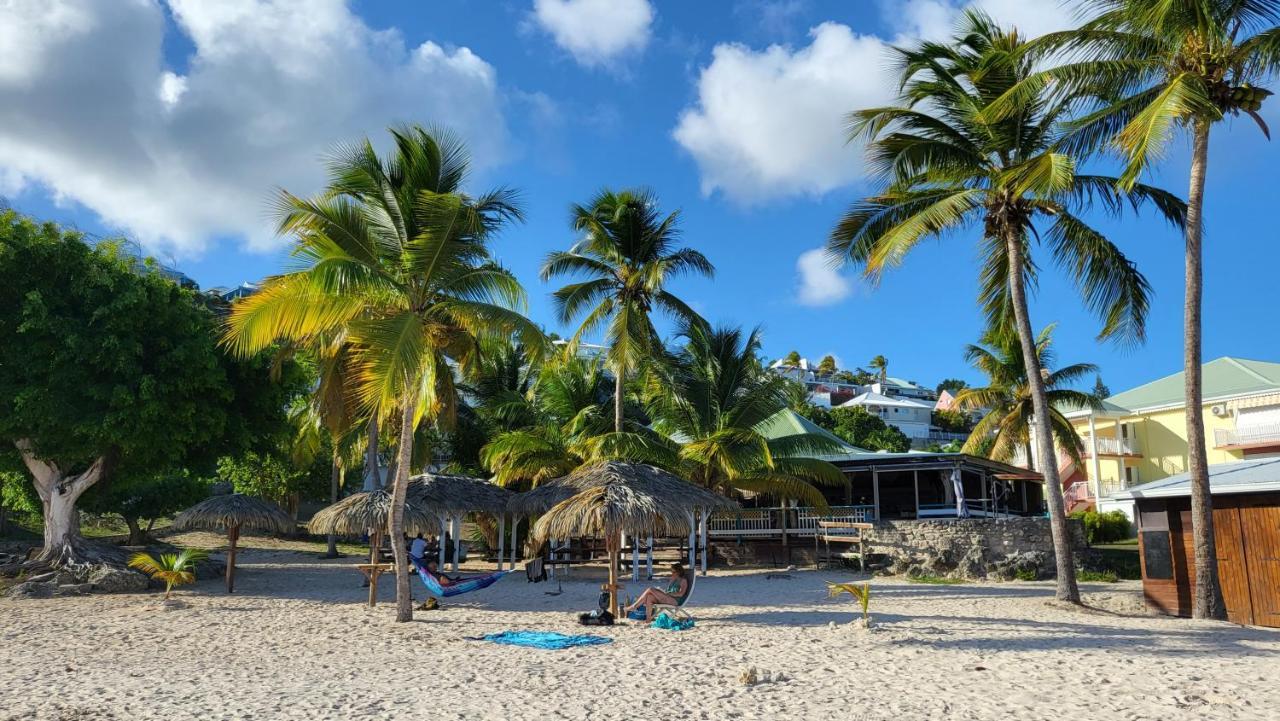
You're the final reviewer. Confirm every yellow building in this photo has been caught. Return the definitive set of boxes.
[1064,357,1280,518]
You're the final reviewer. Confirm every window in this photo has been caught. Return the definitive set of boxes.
[1124,466,1138,487]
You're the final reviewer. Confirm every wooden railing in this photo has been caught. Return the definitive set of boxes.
[706,505,877,538]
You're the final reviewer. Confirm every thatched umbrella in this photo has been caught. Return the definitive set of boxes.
[171,493,295,593]
[308,489,442,606]
[529,461,737,617]
[407,474,512,570]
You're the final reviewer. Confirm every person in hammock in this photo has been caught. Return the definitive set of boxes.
[622,563,689,621]
[421,558,458,586]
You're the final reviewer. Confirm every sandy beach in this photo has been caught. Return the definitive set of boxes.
[3,536,1277,721]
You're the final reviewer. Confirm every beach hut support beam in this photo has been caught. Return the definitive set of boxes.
[497,513,505,571]
[686,511,696,569]
[225,523,240,594]
[510,517,521,567]
[646,532,653,579]
[367,529,382,607]
[872,468,881,521]
[699,509,709,576]
[631,532,639,582]
[452,517,462,572]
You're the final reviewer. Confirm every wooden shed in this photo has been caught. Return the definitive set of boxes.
[1114,458,1280,627]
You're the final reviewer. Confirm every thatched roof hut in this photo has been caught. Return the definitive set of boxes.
[307,488,442,537]
[527,461,737,617]
[407,473,511,516]
[171,493,295,593]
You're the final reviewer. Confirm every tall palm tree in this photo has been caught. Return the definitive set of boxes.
[959,325,1101,471]
[868,355,888,382]
[990,0,1280,622]
[826,12,1184,602]
[224,126,542,622]
[542,189,714,433]
[635,323,848,506]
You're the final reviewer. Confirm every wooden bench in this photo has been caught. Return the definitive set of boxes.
[814,521,872,572]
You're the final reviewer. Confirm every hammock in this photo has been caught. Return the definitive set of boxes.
[414,562,508,598]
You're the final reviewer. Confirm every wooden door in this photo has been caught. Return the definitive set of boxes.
[1239,498,1280,628]
[1211,500,1255,626]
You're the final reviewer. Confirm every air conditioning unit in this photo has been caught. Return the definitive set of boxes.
[1210,404,1228,417]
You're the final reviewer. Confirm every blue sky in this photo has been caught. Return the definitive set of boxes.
[3,0,1278,395]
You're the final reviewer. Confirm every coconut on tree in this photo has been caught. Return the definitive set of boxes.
[826,12,1184,603]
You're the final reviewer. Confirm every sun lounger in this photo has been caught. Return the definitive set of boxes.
[649,570,697,621]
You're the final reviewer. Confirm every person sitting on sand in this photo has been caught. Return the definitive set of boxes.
[622,563,689,621]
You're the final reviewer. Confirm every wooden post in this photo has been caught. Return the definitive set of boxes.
[779,503,788,546]
[699,509,709,576]
[496,513,505,571]
[367,529,381,607]
[686,511,696,568]
[872,468,881,521]
[225,524,240,594]
[452,517,462,572]
[510,517,521,567]
[630,532,639,582]
[437,515,447,569]
[646,532,654,579]
[913,470,920,520]
[606,532,621,618]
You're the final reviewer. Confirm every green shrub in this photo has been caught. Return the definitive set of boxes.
[1014,568,1037,581]
[1077,569,1119,583]
[906,574,967,585]
[1069,508,1133,544]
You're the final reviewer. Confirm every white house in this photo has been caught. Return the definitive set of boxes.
[839,391,936,440]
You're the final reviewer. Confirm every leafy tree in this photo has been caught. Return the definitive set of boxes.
[828,407,911,453]
[826,13,1183,603]
[215,452,327,516]
[223,126,541,622]
[817,355,838,376]
[931,409,971,434]
[80,472,211,545]
[0,212,236,567]
[1092,374,1111,400]
[936,378,969,395]
[542,188,714,433]
[994,0,1280,619]
[958,325,1100,469]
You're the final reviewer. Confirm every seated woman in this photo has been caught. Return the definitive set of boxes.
[622,563,689,621]
[421,558,456,587]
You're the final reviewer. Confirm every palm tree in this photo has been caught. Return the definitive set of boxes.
[868,355,888,382]
[480,353,614,487]
[959,325,1101,471]
[128,549,209,601]
[636,323,848,507]
[817,354,838,376]
[826,12,1184,603]
[542,189,714,433]
[223,126,543,622]
[990,0,1280,622]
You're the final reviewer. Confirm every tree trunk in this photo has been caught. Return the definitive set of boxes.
[14,440,107,567]
[390,388,422,623]
[226,524,240,593]
[614,365,625,433]
[124,515,146,546]
[364,418,382,491]
[325,450,341,558]
[1002,231,1080,603]
[1184,119,1227,620]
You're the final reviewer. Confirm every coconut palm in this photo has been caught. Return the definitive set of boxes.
[988,0,1280,622]
[868,355,888,382]
[480,353,614,487]
[128,548,209,601]
[223,125,543,622]
[958,324,1101,469]
[542,188,714,433]
[629,323,848,507]
[826,12,1185,602]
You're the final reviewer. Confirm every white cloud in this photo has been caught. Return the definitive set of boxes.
[795,247,852,306]
[673,22,895,203]
[0,0,508,256]
[531,0,654,67]
[894,0,1077,41]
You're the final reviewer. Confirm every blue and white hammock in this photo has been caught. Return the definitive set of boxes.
[414,561,508,598]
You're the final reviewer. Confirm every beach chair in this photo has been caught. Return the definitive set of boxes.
[649,570,697,621]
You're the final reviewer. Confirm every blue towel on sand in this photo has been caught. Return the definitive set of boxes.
[481,631,612,650]
[651,613,695,631]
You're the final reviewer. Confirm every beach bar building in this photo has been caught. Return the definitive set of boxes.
[1113,458,1280,627]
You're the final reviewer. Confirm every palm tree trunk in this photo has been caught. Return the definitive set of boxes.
[390,389,421,623]
[325,449,341,558]
[614,367,624,433]
[1003,228,1080,603]
[1185,118,1226,620]
[365,418,381,491]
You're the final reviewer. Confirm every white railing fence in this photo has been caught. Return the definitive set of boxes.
[707,506,876,538]
[1215,423,1280,447]
[1082,435,1140,456]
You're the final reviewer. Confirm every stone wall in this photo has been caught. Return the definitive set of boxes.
[862,517,1087,580]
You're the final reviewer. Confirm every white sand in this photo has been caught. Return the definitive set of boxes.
[3,539,1278,721]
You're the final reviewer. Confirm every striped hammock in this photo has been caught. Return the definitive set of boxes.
[415,562,508,598]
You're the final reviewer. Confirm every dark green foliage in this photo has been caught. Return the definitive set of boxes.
[931,409,970,433]
[1070,508,1133,544]
[1086,547,1142,581]
[1076,569,1119,583]
[80,471,210,544]
[1092,375,1111,400]
[216,451,328,509]
[936,378,968,395]
[828,406,911,452]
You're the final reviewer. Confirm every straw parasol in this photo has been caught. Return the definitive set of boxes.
[171,493,295,593]
[406,473,511,515]
[529,461,737,617]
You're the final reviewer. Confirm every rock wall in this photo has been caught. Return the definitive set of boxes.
[863,518,1087,580]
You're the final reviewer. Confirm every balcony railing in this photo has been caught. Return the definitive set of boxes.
[707,506,876,538]
[1214,423,1280,448]
[1082,435,1140,456]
